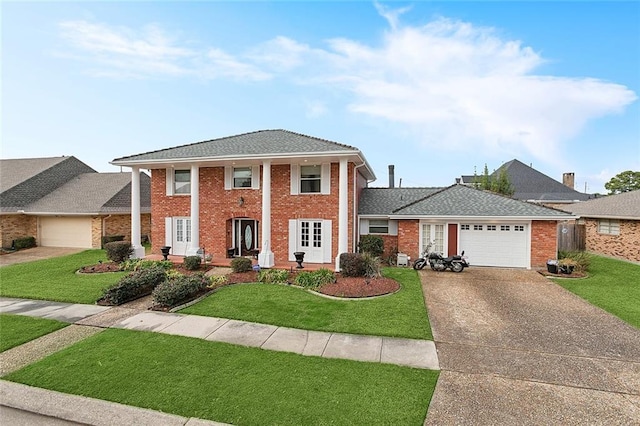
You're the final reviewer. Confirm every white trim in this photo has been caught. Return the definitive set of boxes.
[321,163,331,195]
[290,164,299,195]
[224,166,232,190]
[323,219,333,263]
[288,219,297,261]
[166,168,174,196]
[164,217,172,248]
[251,165,260,190]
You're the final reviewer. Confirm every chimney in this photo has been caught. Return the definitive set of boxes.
[563,172,575,189]
[388,165,395,188]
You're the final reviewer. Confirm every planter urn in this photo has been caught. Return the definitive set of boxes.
[293,251,305,269]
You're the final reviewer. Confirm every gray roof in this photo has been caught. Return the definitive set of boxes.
[359,187,441,215]
[565,190,640,220]
[26,172,151,214]
[1,156,96,211]
[376,184,572,218]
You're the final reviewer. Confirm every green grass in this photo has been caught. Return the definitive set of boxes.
[0,250,125,304]
[553,255,640,328]
[182,268,432,339]
[0,314,68,352]
[4,328,439,425]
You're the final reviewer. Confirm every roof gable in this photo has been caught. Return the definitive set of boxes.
[359,187,441,215]
[566,190,640,219]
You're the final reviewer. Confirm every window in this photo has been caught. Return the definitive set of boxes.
[174,170,190,194]
[473,225,483,231]
[300,165,321,193]
[301,221,310,247]
[487,225,497,231]
[461,224,470,230]
[313,222,322,247]
[369,219,389,234]
[422,224,444,254]
[515,225,525,232]
[176,218,191,243]
[500,225,510,231]
[598,219,620,235]
[233,167,252,188]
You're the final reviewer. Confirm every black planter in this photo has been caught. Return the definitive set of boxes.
[293,251,305,269]
[160,246,171,261]
[227,248,236,258]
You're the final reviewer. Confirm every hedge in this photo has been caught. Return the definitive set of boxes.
[100,265,167,305]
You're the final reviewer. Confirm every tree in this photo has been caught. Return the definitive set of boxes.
[604,171,640,194]
[473,164,514,197]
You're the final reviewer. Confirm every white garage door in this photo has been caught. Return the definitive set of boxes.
[459,224,528,268]
[40,217,92,248]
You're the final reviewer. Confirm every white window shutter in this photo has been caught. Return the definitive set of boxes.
[321,163,331,195]
[165,217,173,248]
[290,164,299,195]
[323,219,332,262]
[166,169,174,196]
[224,166,232,190]
[360,219,369,235]
[288,219,297,261]
[251,165,260,189]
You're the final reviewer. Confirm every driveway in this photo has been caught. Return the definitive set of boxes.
[0,247,83,267]
[422,267,640,425]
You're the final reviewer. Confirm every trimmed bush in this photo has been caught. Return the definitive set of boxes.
[152,273,210,307]
[258,269,290,284]
[558,250,591,272]
[105,241,133,263]
[101,235,124,249]
[100,265,167,305]
[183,256,202,271]
[339,253,365,277]
[358,235,384,257]
[13,236,36,250]
[294,268,336,289]
[231,257,253,273]
[121,259,173,272]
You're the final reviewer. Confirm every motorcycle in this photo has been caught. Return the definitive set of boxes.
[413,244,469,272]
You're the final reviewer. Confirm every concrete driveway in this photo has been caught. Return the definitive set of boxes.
[0,247,83,267]
[422,267,640,425]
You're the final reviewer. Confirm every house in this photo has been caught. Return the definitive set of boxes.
[459,159,593,207]
[565,190,640,262]
[0,156,151,249]
[112,129,574,269]
[359,184,574,268]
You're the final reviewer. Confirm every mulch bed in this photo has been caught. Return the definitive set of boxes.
[538,270,588,279]
[78,262,213,274]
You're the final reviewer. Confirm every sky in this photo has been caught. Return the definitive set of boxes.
[2,1,639,195]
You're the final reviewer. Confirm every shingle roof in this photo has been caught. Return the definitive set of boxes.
[0,157,67,192]
[359,187,441,215]
[565,190,640,220]
[391,184,572,217]
[113,129,360,163]
[25,172,151,214]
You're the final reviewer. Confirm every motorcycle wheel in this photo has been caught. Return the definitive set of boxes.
[413,261,426,270]
[451,262,464,273]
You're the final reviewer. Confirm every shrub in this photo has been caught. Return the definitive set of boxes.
[101,235,124,249]
[294,268,336,289]
[361,252,382,278]
[121,259,173,272]
[153,273,209,307]
[105,241,133,263]
[100,265,166,305]
[339,253,365,277]
[358,235,384,257]
[231,257,253,273]
[13,236,36,250]
[558,250,591,272]
[208,275,228,289]
[183,256,202,270]
[258,269,290,284]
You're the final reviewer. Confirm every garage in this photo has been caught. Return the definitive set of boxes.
[39,216,92,248]
[459,223,529,268]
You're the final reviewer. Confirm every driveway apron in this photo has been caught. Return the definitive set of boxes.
[422,267,640,425]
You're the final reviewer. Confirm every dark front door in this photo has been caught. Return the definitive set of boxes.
[239,220,256,256]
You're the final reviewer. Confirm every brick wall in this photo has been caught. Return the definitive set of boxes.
[530,220,558,268]
[151,163,358,263]
[0,214,37,248]
[584,218,640,262]
[397,220,420,260]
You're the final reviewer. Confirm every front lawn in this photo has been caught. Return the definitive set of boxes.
[182,268,432,339]
[0,250,125,304]
[4,328,439,425]
[0,314,68,352]
[553,255,640,328]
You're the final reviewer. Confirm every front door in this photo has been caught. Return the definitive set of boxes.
[239,219,257,256]
[299,220,324,263]
[173,217,191,256]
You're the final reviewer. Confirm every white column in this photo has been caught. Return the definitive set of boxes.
[335,158,348,270]
[186,164,201,256]
[258,160,275,267]
[130,167,145,259]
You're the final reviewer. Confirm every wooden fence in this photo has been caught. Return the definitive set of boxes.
[557,223,586,252]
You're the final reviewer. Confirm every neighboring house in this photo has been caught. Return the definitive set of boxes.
[112,129,573,269]
[359,184,574,269]
[565,190,640,262]
[0,156,151,249]
[459,159,593,207]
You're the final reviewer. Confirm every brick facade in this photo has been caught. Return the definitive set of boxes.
[0,214,37,248]
[151,164,358,263]
[397,220,420,260]
[530,220,558,268]
[584,218,640,262]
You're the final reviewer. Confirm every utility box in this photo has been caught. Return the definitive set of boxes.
[397,253,409,267]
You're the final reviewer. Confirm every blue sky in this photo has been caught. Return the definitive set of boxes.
[2,1,639,194]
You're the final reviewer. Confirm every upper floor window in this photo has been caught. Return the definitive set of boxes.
[598,219,619,235]
[369,219,389,234]
[300,165,321,193]
[233,167,252,188]
[174,170,190,194]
